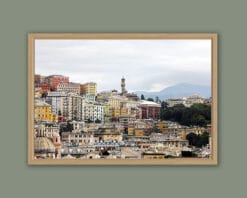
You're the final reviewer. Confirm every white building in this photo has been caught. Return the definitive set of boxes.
[84,100,104,122]
[46,91,68,117]
[183,94,205,107]
[166,98,184,107]
[46,91,85,121]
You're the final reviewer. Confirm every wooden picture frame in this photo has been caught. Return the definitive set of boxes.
[28,33,218,165]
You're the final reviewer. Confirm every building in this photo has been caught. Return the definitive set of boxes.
[46,91,85,121]
[83,94,96,101]
[34,124,61,159]
[37,84,51,92]
[67,92,85,121]
[140,100,161,119]
[34,74,41,85]
[166,98,184,107]
[183,94,205,107]
[121,77,127,95]
[46,91,68,118]
[45,75,69,90]
[57,82,80,95]
[80,82,97,96]
[61,132,98,146]
[34,99,57,122]
[84,100,104,122]
[95,127,122,142]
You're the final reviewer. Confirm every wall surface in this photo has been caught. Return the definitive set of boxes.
[0,0,246,197]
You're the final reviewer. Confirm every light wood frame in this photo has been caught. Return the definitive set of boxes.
[28,33,218,165]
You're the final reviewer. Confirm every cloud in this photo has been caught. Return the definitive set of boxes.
[35,39,211,92]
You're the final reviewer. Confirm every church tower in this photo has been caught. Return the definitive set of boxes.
[121,77,127,95]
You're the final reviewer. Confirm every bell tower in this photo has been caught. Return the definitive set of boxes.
[121,77,127,95]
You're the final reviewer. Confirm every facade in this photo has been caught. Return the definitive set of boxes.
[45,75,69,90]
[34,124,61,159]
[37,84,51,92]
[46,91,85,121]
[57,82,80,95]
[80,82,97,96]
[166,98,184,107]
[140,100,161,119]
[183,94,205,107]
[67,93,84,121]
[46,91,68,118]
[121,77,127,95]
[34,74,41,85]
[61,132,99,145]
[84,101,104,122]
[34,99,57,122]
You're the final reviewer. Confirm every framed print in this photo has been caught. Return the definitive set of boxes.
[28,33,217,165]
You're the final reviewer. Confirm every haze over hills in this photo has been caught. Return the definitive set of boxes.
[135,83,211,100]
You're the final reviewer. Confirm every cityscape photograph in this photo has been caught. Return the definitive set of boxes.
[32,38,214,162]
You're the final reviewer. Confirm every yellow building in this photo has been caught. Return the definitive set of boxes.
[111,108,121,118]
[156,121,167,132]
[135,128,145,136]
[120,107,129,116]
[103,103,111,121]
[128,126,135,135]
[34,100,57,122]
[80,82,97,96]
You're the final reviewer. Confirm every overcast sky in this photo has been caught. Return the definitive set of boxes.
[35,39,211,92]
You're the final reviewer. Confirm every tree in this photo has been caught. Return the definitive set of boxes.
[59,121,73,134]
[86,118,93,123]
[41,92,48,98]
[95,119,101,123]
[141,94,145,100]
[161,103,211,127]
[147,97,154,101]
[160,101,168,120]
[186,132,209,148]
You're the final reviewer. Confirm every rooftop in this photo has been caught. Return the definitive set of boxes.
[140,100,161,107]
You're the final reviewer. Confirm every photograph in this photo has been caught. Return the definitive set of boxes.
[28,33,217,165]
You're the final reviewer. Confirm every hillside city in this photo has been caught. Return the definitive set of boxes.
[34,74,212,160]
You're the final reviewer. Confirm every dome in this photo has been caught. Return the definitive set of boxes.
[34,137,56,153]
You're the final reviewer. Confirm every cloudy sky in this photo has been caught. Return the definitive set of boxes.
[35,39,211,92]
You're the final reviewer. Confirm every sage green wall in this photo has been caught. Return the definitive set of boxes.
[0,0,246,197]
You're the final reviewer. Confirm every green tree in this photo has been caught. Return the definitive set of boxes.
[186,132,209,148]
[161,103,211,127]
[141,94,145,100]
[160,101,168,120]
[147,97,154,101]
[86,118,93,123]
[41,92,48,98]
[95,119,101,123]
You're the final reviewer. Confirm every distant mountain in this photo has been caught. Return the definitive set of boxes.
[135,83,211,100]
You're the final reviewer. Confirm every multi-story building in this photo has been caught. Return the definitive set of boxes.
[34,124,61,159]
[57,82,80,95]
[183,94,205,107]
[140,100,161,119]
[67,92,84,121]
[46,91,68,118]
[80,82,97,96]
[61,132,99,145]
[34,99,57,122]
[84,100,104,122]
[82,94,95,101]
[45,75,69,90]
[34,74,41,85]
[37,84,51,92]
[166,98,184,107]
[46,91,85,121]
